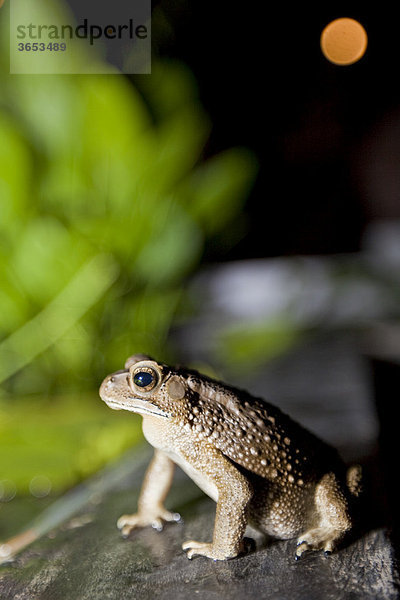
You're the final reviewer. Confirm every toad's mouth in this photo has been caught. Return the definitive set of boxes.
[104,397,169,418]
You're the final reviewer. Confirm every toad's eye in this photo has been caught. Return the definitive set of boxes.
[132,370,157,391]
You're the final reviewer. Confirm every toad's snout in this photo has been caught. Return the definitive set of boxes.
[99,375,112,402]
[99,369,129,407]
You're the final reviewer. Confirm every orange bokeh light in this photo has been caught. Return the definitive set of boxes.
[321,18,368,66]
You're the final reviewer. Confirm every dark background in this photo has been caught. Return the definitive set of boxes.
[148,2,400,260]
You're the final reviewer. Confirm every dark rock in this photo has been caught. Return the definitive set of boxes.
[1,333,399,599]
[0,458,398,600]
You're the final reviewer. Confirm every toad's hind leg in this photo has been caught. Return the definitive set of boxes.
[295,472,351,559]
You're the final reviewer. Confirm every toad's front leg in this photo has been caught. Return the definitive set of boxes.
[180,444,253,560]
[118,449,180,537]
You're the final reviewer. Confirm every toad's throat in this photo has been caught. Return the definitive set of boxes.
[106,398,168,418]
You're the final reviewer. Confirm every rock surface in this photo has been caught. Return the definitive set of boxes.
[0,458,398,600]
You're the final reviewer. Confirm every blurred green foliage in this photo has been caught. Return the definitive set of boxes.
[0,393,142,494]
[217,319,301,373]
[0,0,256,497]
[0,18,256,397]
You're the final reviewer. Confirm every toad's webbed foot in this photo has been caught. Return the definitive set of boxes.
[295,532,336,559]
[117,506,181,537]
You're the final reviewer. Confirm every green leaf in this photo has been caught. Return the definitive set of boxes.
[217,319,301,373]
[0,254,118,385]
[0,115,32,232]
[11,217,93,304]
[137,60,201,118]
[182,147,258,235]
[0,394,143,493]
[143,106,210,195]
[133,203,203,286]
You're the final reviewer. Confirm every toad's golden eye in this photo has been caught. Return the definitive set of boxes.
[131,368,158,391]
